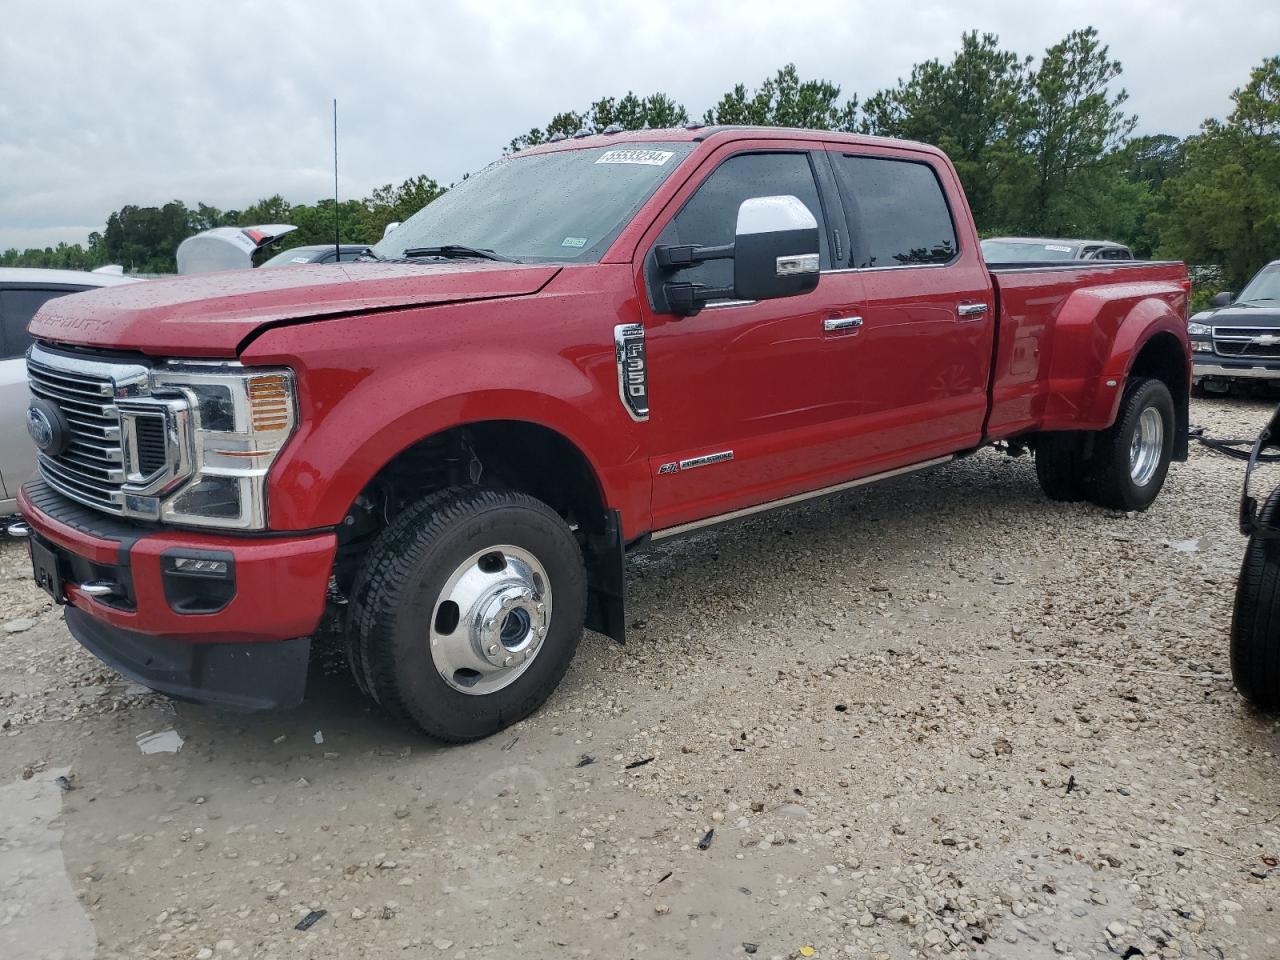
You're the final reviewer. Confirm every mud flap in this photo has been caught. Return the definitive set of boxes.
[584,510,626,643]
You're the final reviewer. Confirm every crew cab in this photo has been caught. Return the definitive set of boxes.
[1189,260,1280,392]
[20,127,1191,742]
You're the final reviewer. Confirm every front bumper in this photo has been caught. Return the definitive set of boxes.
[19,480,336,708]
[1194,361,1280,381]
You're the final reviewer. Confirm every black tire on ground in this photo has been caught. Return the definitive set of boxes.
[1084,377,1175,511]
[348,486,587,742]
[1231,489,1280,712]
[1034,432,1087,502]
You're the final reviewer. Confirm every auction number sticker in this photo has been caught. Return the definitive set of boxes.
[1044,244,1074,253]
[596,149,675,166]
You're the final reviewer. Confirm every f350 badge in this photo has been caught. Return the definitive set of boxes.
[613,323,649,422]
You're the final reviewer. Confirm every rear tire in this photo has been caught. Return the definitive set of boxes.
[349,487,587,742]
[1084,377,1175,511]
[1231,489,1280,712]
[1034,433,1087,502]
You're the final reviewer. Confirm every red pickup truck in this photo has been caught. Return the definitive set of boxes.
[21,127,1191,741]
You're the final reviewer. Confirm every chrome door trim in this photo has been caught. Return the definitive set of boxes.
[649,454,955,541]
[957,303,989,319]
[821,262,953,276]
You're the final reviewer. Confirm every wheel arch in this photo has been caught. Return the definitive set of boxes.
[332,415,628,643]
[1126,331,1190,460]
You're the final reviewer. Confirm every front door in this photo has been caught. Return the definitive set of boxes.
[634,143,873,532]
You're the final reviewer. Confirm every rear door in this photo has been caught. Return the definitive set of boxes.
[0,285,84,499]
[821,147,995,458]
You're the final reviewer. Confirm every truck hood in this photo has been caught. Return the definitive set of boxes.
[1194,301,1280,327]
[29,260,562,357]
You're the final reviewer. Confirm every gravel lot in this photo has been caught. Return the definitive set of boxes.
[3,395,1280,960]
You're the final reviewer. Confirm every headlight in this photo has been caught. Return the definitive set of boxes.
[146,364,297,530]
[1187,322,1212,336]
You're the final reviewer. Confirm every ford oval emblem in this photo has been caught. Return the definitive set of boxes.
[26,399,68,456]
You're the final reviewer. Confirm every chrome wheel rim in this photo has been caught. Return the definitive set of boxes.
[1129,407,1164,487]
[429,544,551,696]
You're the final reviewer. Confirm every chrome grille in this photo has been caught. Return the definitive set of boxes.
[27,354,128,511]
[1213,327,1280,360]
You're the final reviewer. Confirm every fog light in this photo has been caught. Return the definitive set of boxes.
[172,557,229,576]
[1192,341,1214,353]
[162,550,236,614]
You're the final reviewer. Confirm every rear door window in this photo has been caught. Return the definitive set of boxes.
[0,287,84,359]
[831,155,957,268]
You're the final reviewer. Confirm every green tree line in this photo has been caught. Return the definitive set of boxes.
[4,28,1277,290]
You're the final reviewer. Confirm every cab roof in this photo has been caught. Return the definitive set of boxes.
[517,124,945,160]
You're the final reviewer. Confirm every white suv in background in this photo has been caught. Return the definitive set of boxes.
[0,268,141,514]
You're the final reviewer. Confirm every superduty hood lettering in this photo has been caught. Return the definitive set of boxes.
[28,261,562,357]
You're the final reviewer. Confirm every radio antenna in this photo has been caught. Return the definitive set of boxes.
[332,98,340,259]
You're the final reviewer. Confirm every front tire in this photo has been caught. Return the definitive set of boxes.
[1231,490,1280,712]
[1084,377,1175,511]
[349,487,587,742]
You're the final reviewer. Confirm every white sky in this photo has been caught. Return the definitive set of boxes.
[2,0,1275,251]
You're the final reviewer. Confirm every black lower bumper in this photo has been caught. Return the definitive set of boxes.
[66,607,310,710]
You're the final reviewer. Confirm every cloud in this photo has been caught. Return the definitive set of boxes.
[2,0,1277,250]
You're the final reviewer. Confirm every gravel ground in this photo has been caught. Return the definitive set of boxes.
[2,395,1280,960]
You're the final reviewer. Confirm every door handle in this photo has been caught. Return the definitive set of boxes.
[957,303,989,320]
[823,316,863,333]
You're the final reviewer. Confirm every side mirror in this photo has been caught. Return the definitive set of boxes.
[655,195,820,316]
[1211,291,1234,308]
[732,196,820,302]
[382,221,402,239]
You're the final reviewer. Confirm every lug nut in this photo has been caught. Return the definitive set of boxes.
[503,655,515,667]
[487,644,499,656]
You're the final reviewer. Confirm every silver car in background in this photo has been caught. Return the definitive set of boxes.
[0,268,141,514]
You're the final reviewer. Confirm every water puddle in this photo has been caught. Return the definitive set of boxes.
[0,767,96,959]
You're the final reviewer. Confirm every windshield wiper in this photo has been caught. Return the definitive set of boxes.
[402,244,518,263]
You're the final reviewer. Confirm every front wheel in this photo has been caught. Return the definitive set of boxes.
[349,487,587,742]
[1084,377,1175,511]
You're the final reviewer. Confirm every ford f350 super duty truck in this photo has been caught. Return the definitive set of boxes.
[20,126,1191,742]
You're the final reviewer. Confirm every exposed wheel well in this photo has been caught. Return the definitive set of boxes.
[331,422,618,632]
[1130,332,1189,460]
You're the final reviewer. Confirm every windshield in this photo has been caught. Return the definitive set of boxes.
[372,143,695,263]
[1237,263,1280,303]
[981,239,1079,262]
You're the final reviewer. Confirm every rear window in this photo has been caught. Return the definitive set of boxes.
[832,156,957,268]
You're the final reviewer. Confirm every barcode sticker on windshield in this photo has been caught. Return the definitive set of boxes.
[596,149,675,166]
